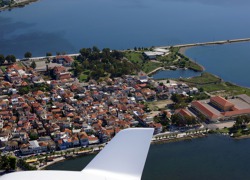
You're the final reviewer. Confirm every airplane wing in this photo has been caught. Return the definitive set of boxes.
[1,128,154,180]
[82,128,154,180]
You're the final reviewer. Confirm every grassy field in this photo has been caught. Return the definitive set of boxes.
[181,72,221,84]
[125,51,163,73]
[187,60,204,72]
[124,51,144,64]
[181,72,250,96]
[79,74,88,82]
[142,61,162,74]
[0,66,6,72]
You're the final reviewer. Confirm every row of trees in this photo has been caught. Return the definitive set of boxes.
[0,54,16,65]
[171,114,198,127]
[0,51,53,66]
[232,115,250,130]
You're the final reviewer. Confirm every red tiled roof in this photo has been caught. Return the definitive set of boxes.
[210,96,234,108]
[56,56,74,63]
[192,101,219,119]
[176,109,193,118]
[221,109,250,117]
[59,73,71,80]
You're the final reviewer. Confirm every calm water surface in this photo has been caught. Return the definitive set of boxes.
[152,69,201,79]
[1,0,250,57]
[47,135,250,180]
[185,42,250,87]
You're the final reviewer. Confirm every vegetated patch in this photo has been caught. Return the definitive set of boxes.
[181,72,250,96]
[180,72,221,85]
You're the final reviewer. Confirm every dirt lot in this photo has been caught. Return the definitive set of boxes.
[206,121,235,130]
[22,59,70,71]
[149,99,173,109]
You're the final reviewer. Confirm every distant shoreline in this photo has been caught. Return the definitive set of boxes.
[178,47,206,71]
[0,0,38,11]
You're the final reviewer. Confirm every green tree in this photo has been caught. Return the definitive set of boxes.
[46,52,52,57]
[0,155,16,171]
[30,61,36,69]
[24,51,32,58]
[92,46,100,53]
[5,55,16,64]
[0,54,5,65]
[29,132,38,140]
[80,48,91,58]
[171,94,183,103]
[102,48,111,58]
[8,156,16,170]
[19,86,31,95]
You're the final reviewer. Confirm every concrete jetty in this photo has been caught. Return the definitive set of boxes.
[156,38,250,49]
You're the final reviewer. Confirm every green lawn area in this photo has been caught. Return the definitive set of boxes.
[200,82,250,96]
[170,47,180,54]
[181,72,221,84]
[79,73,88,82]
[181,72,250,96]
[124,51,144,64]
[79,74,88,82]
[142,61,162,74]
[187,61,203,72]
[0,66,6,72]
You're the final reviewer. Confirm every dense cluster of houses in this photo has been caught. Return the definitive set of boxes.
[0,61,201,155]
[2,59,248,156]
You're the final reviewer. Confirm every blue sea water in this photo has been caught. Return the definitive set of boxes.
[1,0,250,178]
[47,135,250,180]
[0,0,250,58]
[185,42,250,87]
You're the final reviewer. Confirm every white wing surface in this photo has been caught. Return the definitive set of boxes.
[1,128,154,180]
[82,128,154,180]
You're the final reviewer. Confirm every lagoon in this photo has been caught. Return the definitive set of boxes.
[152,69,201,80]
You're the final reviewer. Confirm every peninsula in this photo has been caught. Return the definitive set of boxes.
[1,39,250,173]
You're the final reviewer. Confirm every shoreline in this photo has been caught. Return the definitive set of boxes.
[178,47,206,71]
[179,47,250,89]
[0,0,38,11]
[19,131,250,170]
[151,133,207,144]
[40,150,97,170]
[147,67,164,76]
[43,133,208,169]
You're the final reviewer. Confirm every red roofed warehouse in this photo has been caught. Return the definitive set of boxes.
[210,96,234,111]
[191,101,220,121]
